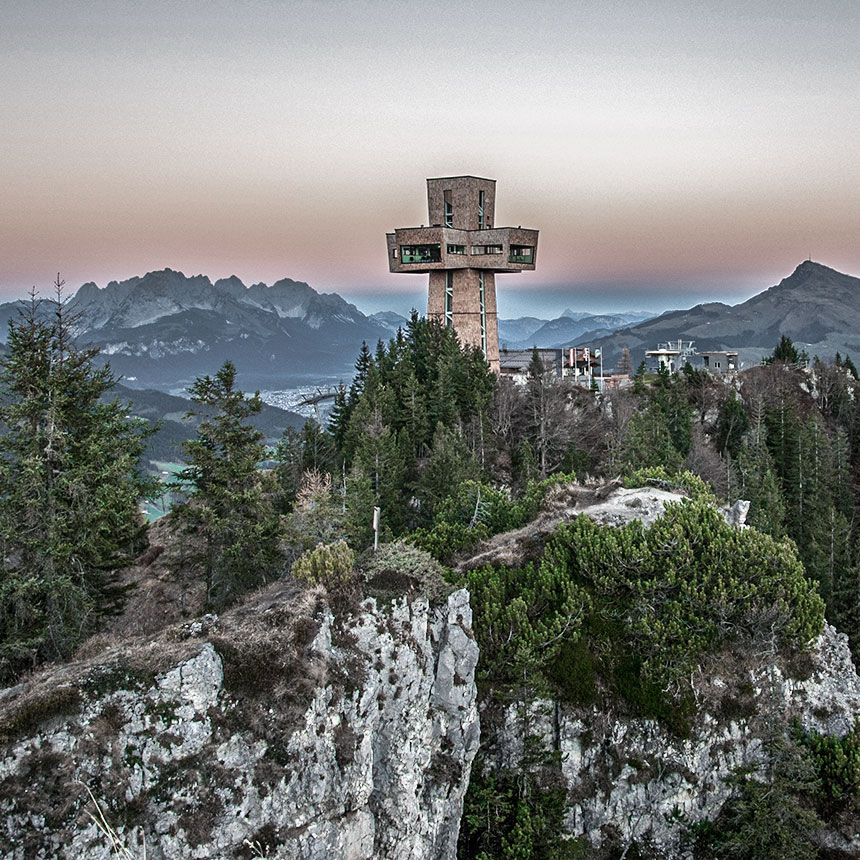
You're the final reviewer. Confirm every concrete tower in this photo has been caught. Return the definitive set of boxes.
[386,176,539,373]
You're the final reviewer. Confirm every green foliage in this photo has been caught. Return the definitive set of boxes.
[360,540,450,603]
[415,423,482,521]
[546,637,597,707]
[274,419,333,513]
[557,445,593,481]
[570,501,822,688]
[623,467,717,503]
[842,353,859,380]
[652,370,693,457]
[0,286,155,681]
[466,555,590,688]
[411,473,580,564]
[292,540,355,589]
[692,736,822,860]
[459,758,581,860]
[730,431,785,538]
[763,334,805,366]
[621,401,684,473]
[799,721,860,814]
[343,467,376,550]
[465,499,824,721]
[173,361,283,607]
[714,396,750,459]
[326,315,495,537]
[410,521,489,563]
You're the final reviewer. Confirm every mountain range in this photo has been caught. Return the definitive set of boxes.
[577,261,860,369]
[0,269,392,393]
[1,261,856,392]
[498,311,655,350]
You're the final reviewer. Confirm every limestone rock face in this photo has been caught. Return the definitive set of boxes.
[494,623,860,858]
[0,588,480,860]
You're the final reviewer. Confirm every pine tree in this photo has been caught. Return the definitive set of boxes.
[174,361,282,607]
[621,401,683,473]
[350,402,406,532]
[714,396,750,459]
[763,334,801,365]
[415,423,481,521]
[0,282,154,681]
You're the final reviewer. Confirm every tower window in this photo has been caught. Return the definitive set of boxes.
[445,201,453,228]
[509,245,534,263]
[400,244,441,263]
[445,271,454,328]
[478,190,485,229]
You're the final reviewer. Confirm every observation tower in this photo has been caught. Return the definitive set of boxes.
[386,176,539,373]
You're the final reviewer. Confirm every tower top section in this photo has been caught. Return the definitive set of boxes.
[426,176,496,231]
[386,175,538,274]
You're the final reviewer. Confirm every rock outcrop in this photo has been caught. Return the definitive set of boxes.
[491,623,860,857]
[0,583,480,859]
[458,481,690,572]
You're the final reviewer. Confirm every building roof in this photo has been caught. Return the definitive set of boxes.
[426,175,496,183]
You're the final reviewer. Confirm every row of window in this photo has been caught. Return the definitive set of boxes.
[395,244,534,263]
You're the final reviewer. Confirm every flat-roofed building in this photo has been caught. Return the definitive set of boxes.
[387,176,539,373]
[699,351,739,373]
[645,339,697,373]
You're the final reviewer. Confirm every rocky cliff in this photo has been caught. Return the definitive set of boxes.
[3,482,859,859]
[0,582,479,859]
[489,622,860,857]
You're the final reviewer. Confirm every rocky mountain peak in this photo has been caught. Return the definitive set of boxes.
[0,268,391,390]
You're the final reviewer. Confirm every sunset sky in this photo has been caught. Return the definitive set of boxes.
[2,0,859,318]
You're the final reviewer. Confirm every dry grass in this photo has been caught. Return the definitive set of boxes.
[99,514,207,641]
[210,581,329,760]
[79,782,147,859]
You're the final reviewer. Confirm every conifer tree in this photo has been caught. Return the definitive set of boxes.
[350,402,406,532]
[621,401,683,473]
[175,361,282,606]
[0,282,154,680]
[764,334,802,365]
[416,423,481,522]
[715,396,750,459]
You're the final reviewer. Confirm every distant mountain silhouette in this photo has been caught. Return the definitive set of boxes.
[567,262,860,369]
[500,312,655,350]
[0,269,391,392]
[497,316,547,346]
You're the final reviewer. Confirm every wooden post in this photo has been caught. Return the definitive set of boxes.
[373,506,380,551]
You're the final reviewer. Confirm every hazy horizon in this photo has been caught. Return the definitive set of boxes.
[0,261,814,326]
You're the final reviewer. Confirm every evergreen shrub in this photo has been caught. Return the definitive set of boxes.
[361,540,451,603]
[292,540,355,589]
[465,497,825,721]
[799,721,860,813]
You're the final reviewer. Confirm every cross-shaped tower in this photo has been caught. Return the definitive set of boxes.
[386,176,539,372]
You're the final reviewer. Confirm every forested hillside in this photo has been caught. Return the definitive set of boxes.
[3,296,860,858]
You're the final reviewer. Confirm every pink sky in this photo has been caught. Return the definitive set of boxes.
[2,0,859,314]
